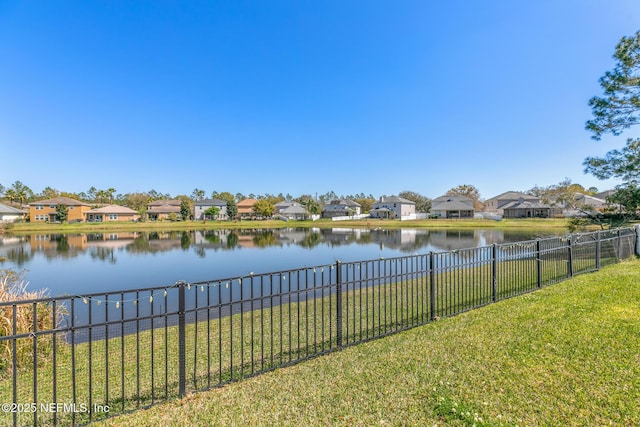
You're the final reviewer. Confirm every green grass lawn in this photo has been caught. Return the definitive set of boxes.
[94,257,640,427]
[4,217,575,234]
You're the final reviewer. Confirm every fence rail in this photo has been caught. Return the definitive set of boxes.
[1,226,638,425]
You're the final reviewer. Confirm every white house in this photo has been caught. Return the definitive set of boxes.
[0,202,26,223]
[322,199,361,218]
[370,196,416,219]
[194,199,228,220]
[274,201,308,220]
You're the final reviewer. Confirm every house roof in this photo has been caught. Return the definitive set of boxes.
[485,191,538,203]
[432,195,473,204]
[280,205,307,214]
[148,199,182,207]
[328,199,361,207]
[274,201,302,207]
[237,198,258,207]
[86,205,140,214]
[0,202,26,214]
[431,200,475,211]
[502,200,550,210]
[195,198,227,206]
[378,196,415,204]
[29,197,90,206]
[147,205,181,214]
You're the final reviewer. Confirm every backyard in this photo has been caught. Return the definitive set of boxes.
[96,257,640,426]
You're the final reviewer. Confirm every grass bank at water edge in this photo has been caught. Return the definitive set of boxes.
[101,257,640,426]
[5,217,577,234]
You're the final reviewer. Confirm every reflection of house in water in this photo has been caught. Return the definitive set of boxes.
[321,228,370,246]
[0,235,32,265]
[428,230,480,252]
[29,234,88,258]
[369,228,421,250]
[86,232,140,249]
[274,228,309,245]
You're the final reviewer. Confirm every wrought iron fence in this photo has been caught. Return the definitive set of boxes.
[0,226,637,425]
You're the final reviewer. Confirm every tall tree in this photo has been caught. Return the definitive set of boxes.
[585,30,640,215]
[55,204,69,222]
[192,188,205,201]
[586,31,640,139]
[445,184,484,210]
[399,191,432,213]
[106,188,116,204]
[253,199,275,218]
[10,181,33,204]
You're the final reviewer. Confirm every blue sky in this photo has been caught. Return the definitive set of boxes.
[1,1,639,201]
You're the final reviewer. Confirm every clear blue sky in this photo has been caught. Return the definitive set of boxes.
[1,1,639,200]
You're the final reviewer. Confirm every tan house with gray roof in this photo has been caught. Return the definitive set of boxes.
[85,205,141,222]
[29,197,91,222]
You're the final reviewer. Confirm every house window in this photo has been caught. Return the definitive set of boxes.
[50,205,55,208]
[35,205,43,210]
[109,214,118,220]
[69,206,74,210]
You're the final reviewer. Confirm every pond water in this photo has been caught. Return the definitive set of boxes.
[0,227,567,297]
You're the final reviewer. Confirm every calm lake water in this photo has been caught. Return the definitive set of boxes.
[0,227,567,297]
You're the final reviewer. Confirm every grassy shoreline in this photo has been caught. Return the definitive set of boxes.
[4,217,577,234]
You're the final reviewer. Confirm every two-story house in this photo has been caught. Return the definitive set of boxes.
[322,199,361,218]
[370,196,415,219]
[147,199,183,221]
[194,199,228,220]
[29,197,91,222]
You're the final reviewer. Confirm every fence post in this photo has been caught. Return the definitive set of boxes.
[567,235,574,278]
[429,251,436,320]
[335,261,343,348]
[596,230,601,270]
[492,244,497,302]
[635,225,640,257]
[536,239,542,288]
[616,228,622,261]
[177,281,186,397]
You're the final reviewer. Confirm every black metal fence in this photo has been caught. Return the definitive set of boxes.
[1,227,637,425]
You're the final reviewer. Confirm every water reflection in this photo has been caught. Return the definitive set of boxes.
[1,227,564,266]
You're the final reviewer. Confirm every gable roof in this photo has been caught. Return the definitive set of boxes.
[29,197,90,206]
[237,198,258,207]
[148,199,182,207]
[502,200,550,210]
[195,198,227,206]
[0,202,26,214]
[86,205,140,214]
[485,191,538,203]
[431,200,474,211]
[328,199,361,207]
[377,196,415,204]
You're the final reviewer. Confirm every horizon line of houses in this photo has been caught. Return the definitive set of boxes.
[0,190,617,224]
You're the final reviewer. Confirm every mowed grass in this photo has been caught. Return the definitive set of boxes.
[6,217,574,234]
[98,258,640,427]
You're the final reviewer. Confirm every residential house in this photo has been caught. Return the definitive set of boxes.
[85,205,141,222]
[430,195,475,218]
[274,201,308,220]
[194,199,228,220]
[322,199,361,218]
[147,199,183,221]
[0,202,26,223]
[483,191,551,218]
[370,196,416,219]
[29,197,91,222]
[237,198,258,219]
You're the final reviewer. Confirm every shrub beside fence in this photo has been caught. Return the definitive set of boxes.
[0,226,638,426]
